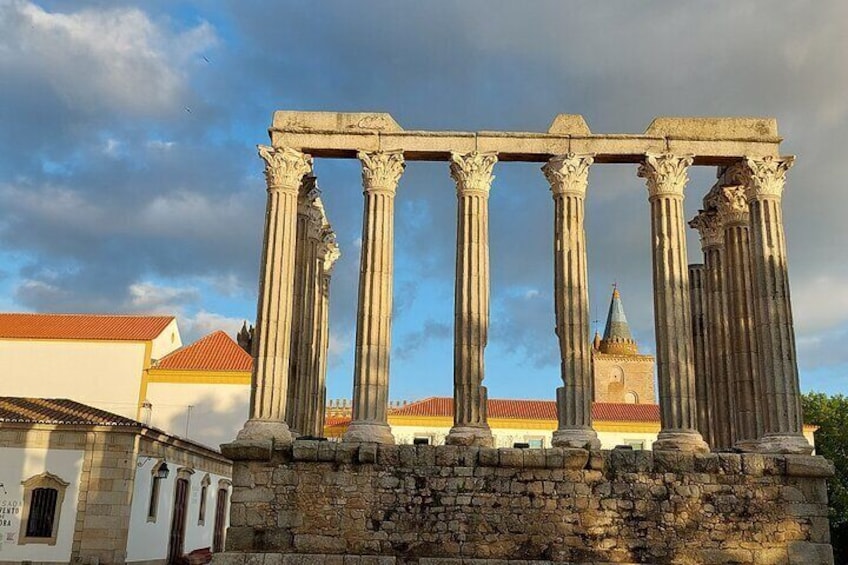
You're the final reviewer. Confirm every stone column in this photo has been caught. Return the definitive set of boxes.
[285,176,321,434]
[293,195,329,437]
[446,151,498,447]
[637,153,709,453]
[736,156,812,454]
[235,145,312,445]
[689,209,735,450]
[687,263,713,447]
[313,231,340,437]
[542,154,600,449]
[343,150,405,444]
[717,183,764,450]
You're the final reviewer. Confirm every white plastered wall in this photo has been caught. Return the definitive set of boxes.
[126,457,230,563]
[0,340,148,420]
[0,446,83,563]
[149,320,182,360]
[144,382,249,449]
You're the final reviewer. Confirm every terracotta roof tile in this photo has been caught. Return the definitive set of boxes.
[391,397,661,422]
[0,397,139,426]
[155,330,252,371]
[0,313,174,341]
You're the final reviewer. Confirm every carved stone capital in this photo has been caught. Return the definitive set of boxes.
[637,152,694,199]
[358,150,405,193]
[305,197,328,239]
[450,152,498,195]
[318,230,341,275]
[542,153,594,197]
[688,210,723,249]
[736,156,795,201]
[716,185,749,226]
[257,145,312,191]
[298,174,321,204]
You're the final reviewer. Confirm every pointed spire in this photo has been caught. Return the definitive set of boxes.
[599,284,638,355]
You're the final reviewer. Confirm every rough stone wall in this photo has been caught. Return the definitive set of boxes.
[592,354,656,405]
[220,442,834,565]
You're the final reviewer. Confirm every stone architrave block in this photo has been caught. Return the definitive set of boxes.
[478,448,499,467]
[499,448,524,468]
[788,541,835,565]
[293,440,320,462]
[318,442,338,462]
[564,449,591,470]
[377,445,400,466]
[523,449,546,469]
[457,446,480,466]
[221,440,272,462]
[694,453,721,474]
[785,455,836,478]
[435,445,461,467]
[544,448,564,469]
[358,443,378,464]
[397,445,416,468]
[334,442,359,464]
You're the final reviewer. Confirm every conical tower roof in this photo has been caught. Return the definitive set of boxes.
[599,285,638,355]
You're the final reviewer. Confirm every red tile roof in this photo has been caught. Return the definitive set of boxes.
[0,313,174,341]
[0,397,139,426]
[391,397,661,422]
[155,330,252,371]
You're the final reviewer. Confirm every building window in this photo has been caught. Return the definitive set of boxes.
[19,472,69,546]
[147,460,169,523]
[213,480,231,553]
[624,439,645,450]
[198,474,211,526]
[525,437,545,449]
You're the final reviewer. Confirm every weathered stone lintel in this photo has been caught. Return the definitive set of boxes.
[224,440,834,478]
[270,131,780,165]
[212,549,832,565]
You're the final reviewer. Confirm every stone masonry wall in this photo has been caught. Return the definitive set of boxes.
[220,441,834,565]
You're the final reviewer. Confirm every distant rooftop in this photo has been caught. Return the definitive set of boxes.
[0,313,174,341]
[0,397,140,426]
[155,330,252,372]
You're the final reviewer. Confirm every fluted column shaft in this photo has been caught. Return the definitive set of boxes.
[690,210,735,450]
[687,263,713,447]
[638,153,709,453]
[312,235,339,436]
[344,150,405,444]
[236,146,312,444]
[737,156,811,454]
[543,154,600,449]
[446,152,498,447]
[718,184,763,448]
[286,177,321,433]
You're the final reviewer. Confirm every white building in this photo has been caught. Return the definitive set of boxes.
[0,313,252,449]
[0,397,231,564]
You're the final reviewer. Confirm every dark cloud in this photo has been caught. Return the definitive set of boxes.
[1,0,847,396]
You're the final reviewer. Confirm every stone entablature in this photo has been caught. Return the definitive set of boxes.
[269,113,781,163]
[218,441,833,565]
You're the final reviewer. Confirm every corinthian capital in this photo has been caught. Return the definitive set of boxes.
[450,152,498,195]
[716,185,749,226]
[318,230,341,275]
[257,145,313,191]
[737,156,795,201]
[299,175,321,204]
[542,153,594,197]
[688,210,723,249]
[358,150,405,193]
[637,152,694,199]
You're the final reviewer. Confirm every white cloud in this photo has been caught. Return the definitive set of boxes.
[0,1,216,116]
[127,282,199,312]
[179,310,244,343]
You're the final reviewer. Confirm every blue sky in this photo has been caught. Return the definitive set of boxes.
[1,1,846,402]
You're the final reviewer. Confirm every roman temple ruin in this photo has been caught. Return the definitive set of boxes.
[216,112,834,565]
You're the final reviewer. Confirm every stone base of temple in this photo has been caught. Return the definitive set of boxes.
[445,425,494,447]
[651,429,710,453]
[551,427,601,450]
[213,547,835,565]
[232,419,293,444]
[753,433,814,455]
[222,441,834,564]
[342,421,395,444]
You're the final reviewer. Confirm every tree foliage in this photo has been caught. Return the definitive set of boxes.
[801,392,848,561]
